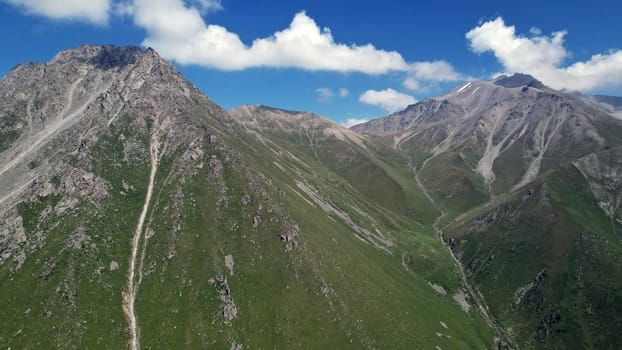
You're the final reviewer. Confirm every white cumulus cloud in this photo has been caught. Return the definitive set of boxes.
[132,0,409,73]
[5,0,466,85]
[409,60,463,81]
[130,0,464,80]
[402,76,422,91]
[192,0,222,14]
[3,0,111,24]
[359,88,416,113]
[315,87,334,102]
[341,118,369,128]
[315,87,350,101]
[403,60,463,92]
[466,17,622,91]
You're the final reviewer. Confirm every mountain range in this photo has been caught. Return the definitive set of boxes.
[1,45,621,349]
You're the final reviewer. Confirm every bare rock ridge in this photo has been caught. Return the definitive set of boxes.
[230,103,369,150]
[87,46,144,70]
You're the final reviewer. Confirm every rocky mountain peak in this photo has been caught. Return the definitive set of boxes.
[53,45,165,67]
[493,73,545,89]
[352,71,622,194]
[230,103,368,149]
[352,73,558,136]
[6,45,175,84]
[0,44,230,210]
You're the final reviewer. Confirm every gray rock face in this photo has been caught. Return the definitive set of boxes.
[86,46,144,70]
[493,73,545,89]
[210,274,238,323]
[0,210,26,267]
[352,75,622,193]
[68,227,92,250]
[0,44,233,270]
[575,146,622,221]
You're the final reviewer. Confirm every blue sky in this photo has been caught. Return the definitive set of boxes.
[1,0,621,126]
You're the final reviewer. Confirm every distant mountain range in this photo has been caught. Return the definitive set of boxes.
[353,72,622,349]
[1,45,621,349]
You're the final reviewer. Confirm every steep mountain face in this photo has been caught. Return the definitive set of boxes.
[578,94,622,120]
[0,46,496,349]
[353,75,622,208]
[353,74,622,349]
[229,104,441,228]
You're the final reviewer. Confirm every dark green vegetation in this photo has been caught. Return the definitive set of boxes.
[445,164,622,349]
[0,108,495,348]
[419,151,490,218]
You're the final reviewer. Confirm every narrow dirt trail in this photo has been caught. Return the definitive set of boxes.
[122,121,163,350]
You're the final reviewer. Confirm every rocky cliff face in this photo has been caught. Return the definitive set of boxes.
[0,45,229,268]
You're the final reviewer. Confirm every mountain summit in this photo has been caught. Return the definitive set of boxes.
[493,73,545,89]
[352,73,618,194]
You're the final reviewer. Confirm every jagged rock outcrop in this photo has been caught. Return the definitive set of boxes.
[209,274,238,323]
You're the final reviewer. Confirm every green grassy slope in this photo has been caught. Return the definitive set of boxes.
[0,117,150,348]
[445,164,622,349]
[0,104,495,349]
